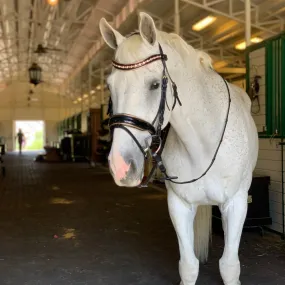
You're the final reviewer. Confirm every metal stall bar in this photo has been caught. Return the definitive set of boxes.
[281,35,285,239]
[266,41,273,135]
[272,40,276,133]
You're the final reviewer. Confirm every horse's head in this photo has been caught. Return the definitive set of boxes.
[99,13,175,187]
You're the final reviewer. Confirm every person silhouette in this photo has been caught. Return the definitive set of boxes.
[16,129,25,154]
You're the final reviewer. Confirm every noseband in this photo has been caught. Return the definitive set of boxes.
[108,38,231,187]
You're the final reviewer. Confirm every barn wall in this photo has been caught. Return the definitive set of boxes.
[249,47,284,233]
[0,82,75,151]
[0,107,65,151]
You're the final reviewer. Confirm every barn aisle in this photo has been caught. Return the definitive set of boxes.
[0,153,284,285]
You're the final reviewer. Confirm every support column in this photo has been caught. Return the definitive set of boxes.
[174,0,180,35]
[88,61,92,110]
[73,80,77,117]
[100,67,105,106]
[80,74,84,114]
[245,0,251,47]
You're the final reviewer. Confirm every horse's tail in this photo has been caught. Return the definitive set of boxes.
[194,205,212,263]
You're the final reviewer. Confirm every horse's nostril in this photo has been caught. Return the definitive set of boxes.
[129,161,137,174]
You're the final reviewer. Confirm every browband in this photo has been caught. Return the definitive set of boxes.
[112,54,167,70]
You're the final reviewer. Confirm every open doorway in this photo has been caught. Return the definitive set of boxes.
[14,121,45,152]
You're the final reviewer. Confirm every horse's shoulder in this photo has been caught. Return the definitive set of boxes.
[229,83,251,112]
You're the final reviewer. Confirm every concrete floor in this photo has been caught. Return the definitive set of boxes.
[0,153,284,285]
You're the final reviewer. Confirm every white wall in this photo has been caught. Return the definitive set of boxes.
[0,82,74,150]
[249,47,284,233]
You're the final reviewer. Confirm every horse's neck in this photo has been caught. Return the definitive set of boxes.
[169,69,227,168]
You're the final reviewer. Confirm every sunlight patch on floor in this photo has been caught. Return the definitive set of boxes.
[51,185,60,191]
[62,228,76,239]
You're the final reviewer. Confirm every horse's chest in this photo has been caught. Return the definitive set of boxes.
[163,147,241,205]
[166,175,228,205]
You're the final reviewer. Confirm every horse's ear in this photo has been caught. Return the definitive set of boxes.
[99,18,125,49]
[139,12,157,46]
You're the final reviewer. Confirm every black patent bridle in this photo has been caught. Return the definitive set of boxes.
[108,39,231,187]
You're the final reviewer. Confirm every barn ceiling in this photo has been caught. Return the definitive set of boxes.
[0,0,284,96]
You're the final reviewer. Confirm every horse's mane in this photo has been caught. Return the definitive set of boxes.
[115,29,213,72]
[160,31,213,71]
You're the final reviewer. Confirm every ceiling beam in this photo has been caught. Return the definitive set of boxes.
[60,0,150,91]
[216,67,246,74]
[181,0,279,35]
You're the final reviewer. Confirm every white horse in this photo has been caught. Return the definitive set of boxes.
[99,12,258,285]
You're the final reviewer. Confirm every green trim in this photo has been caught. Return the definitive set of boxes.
[71,115,75,129]
[277,39,281,136]
[250,32,285,138]
[266,41,273,135]
[272,40,276,134]
[76,113,82,131]
[282,36,285,137]
[246,41,267,54]
[246,31,285,53]
[259,135,281,139]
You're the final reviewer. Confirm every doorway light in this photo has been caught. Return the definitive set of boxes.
[235,37,263,50]
[192,16,217,31]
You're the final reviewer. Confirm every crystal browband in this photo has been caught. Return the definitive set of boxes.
[112,54,167,70]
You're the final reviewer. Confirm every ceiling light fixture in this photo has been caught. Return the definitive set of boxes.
[192,16,217,31]
[28,63,42,86]
[235,37,263,50]
[47,0,58,6]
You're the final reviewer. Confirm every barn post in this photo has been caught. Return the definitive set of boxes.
[88,60,92,109]
[174,0,180,35]
[245,0,251,47]
[100,66,105,106]
[80,73,84,114]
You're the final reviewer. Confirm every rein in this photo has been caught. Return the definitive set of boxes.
[108,40,231,187]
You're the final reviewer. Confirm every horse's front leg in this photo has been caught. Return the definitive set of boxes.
[167,189,199,285]
[219,190,248,285]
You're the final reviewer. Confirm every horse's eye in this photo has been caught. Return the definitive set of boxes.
[150,82,160,90]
